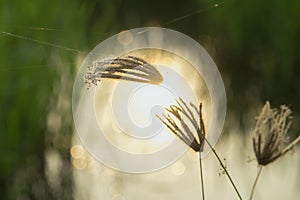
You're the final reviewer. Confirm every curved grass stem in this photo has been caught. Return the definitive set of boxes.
[199,152,205,200]
[249,166,263,200]
[157,100,242,199]
[203,137,243,200]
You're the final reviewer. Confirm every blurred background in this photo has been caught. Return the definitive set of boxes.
[1,0,300,199]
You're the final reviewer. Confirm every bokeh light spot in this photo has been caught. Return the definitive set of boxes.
[118,30,133,45]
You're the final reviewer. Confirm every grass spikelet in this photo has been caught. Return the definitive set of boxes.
[84,55,163,88]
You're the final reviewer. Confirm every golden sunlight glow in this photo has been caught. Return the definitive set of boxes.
[72,157,87,170]
[94,48,211,154]
[70,145,85,159]
[128,84,176,127]
[71,145,88,170]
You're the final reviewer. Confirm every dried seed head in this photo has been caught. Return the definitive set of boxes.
[84,55,163,89]
[252,101,300,166]
[166,105,182,120]
[157,98,206,152]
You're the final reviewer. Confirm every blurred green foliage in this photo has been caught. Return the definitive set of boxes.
[1,0,300,199]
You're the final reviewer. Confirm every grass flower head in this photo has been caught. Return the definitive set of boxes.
[156,98,206,152]
[84,55,163,88]
[253,101,300,166]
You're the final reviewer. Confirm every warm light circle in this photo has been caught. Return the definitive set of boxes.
[72,27,226,173]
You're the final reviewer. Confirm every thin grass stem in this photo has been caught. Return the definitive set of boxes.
[199,152,205,200]
[249,166,263,200]
[157,99,242,199]
[203,137,243,200]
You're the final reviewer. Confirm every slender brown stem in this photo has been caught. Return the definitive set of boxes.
[204,138,243,200]
[249,166,263,200]
[199,152,205,200]
[157,100,242,199]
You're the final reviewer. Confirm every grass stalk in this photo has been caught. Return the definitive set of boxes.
[249,166,263,200]
[203,137,243,200]
[199,152,205,200]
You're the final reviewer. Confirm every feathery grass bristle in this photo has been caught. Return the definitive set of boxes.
[84,55,163,89]
[253,101,300,166]
[156,98,206,152]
